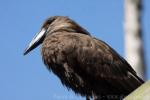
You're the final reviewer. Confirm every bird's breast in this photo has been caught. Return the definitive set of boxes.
[40,33,93,96]
[41,33,76,69]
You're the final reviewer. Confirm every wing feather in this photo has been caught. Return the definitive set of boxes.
[68,34,144,94]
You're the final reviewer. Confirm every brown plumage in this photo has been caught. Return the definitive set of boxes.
[24,16,144,100]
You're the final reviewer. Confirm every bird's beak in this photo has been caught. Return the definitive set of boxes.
[24,29,46,55]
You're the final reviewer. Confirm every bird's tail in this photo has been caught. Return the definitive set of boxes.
[125,72,144,94]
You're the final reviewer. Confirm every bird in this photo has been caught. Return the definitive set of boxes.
[24,16,144,100]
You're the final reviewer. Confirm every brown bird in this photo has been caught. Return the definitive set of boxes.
[24,16,144,100]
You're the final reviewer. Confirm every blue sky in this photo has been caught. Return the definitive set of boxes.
[0,0,149,100]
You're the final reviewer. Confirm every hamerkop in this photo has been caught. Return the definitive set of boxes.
[24,16,144,100]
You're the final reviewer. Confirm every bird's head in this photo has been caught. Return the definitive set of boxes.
[24,16,90,55]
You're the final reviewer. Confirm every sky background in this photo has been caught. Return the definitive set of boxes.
[0,0,149,100]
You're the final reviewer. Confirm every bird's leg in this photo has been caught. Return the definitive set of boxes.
[86,96,90,100]
[92,91,98,100]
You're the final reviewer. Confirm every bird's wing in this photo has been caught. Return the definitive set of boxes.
[65,34,144,93]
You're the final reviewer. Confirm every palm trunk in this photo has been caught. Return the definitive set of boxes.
[124,0,145,80]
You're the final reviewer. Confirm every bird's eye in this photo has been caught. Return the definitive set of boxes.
[42,17,56,29]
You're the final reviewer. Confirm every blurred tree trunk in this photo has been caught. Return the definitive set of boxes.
[124,0,145,80]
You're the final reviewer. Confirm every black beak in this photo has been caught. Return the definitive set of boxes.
[24,29,46,55]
